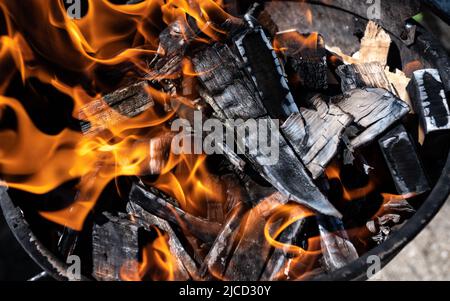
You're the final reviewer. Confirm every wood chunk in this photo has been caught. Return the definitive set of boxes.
[235,27,299,118]
[407,69,450,135]
[79,81,154,136]
[260,218,305,281]
[379,125,430,196]
[223,193,284,281]
[192,44,267,120]
[317,215,359,272]
[233,117,342,218]
[337,62,392,93]
[282,95,353,179]
[129,183,222,243]
[359,21,391,66]
[127,201,198,280]
[332,88,410,148]
[275,30,328,90]
[92,213,139,281]
[201,202,250,278]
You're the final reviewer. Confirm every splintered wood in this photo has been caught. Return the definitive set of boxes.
[281,95,353,179]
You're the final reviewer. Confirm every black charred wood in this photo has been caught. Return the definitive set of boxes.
[332,88,410,148]
[379,125,430,196]
[79,81,154,136]
[127,201,198,280]
[92,213,140,281]
[281,95,353,179]
[129,183,222,243]
[337,62,392,93]
[275,31,328,90]
[407,69,450,135]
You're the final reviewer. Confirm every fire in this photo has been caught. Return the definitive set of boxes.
[0,0,233,231]
[325,162,377,202]
[120,226,178,281]
[264,203,321,280]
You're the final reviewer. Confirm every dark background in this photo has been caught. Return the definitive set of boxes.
[0,2,449,281]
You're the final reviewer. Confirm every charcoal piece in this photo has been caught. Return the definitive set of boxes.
[137,132,174,175]
[260,218,306,281]
[148,19,198,80]
[336,62,392,93]
[407,69,450,134]
[92,213,140,281]
[129,183,222,243]
[235,26,299,118]
[379,125,430,196]
[223,193,284,281]
[192,44,267,120]
[257,8,279,37]
[282,95,353,179]
[275,30,328,90]
[332,88,410,148]
[201,203,250,278]
[127,201,197,280]
[233,117,342,218]
[317,215,359,272]
[79,81,154,136]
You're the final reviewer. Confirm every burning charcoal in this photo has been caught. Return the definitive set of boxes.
[235,117,341,218]
[201,202,250,278]
[79,81,154,136]
[407,69,450,135]
[235,21,299,118]
[223,193,284,281]
[260,218,305,281]
[332,88,410,148]
[92,213,140,281]
[275,30,328,90]
[379,125,430,196]
[127,201,198,280]
[137,132,175,175]
[193,39,340,217]
[129,183,222,243]
[281,95,353,179]
[316,215,359,272]
[336,62,392,93]
[192,44,267,120]
[359,21,391,66]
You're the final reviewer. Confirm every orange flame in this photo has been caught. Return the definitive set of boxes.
[0,0,234,230]
[120,227,178,281]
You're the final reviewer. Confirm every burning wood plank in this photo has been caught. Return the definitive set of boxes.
[200,202,250,279]
[235,117,341,217]
[192,33,340,218]
[92,213,140,281]
[336,62,392,93]
[275,30,328,90]
[316,215,359,272]
[332,88,410,148]
[129,183,222,243]
[260,218,306,281]
[407,69,450,135]
[379,125,430,196]
[223,193,284,281]
[79,81,154,136]
[127,201,198,280]
[281,95,353,179]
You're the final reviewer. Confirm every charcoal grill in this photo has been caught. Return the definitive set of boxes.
[1,0,449,281]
